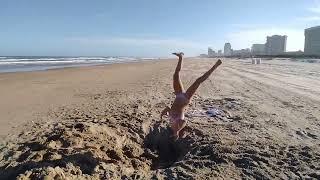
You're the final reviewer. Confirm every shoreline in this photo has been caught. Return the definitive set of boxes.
[0,57,167,74]
[1,57,319,75]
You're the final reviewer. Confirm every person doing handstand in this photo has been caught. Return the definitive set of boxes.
[161,52,222,140]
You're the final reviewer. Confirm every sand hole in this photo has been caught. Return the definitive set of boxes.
[143,122,192,169]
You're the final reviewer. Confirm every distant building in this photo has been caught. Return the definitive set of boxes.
[224,43,232,56]
[208,48,216,57]
[304,26,320,56]
[199,54,208,58]
[251,44,265,55]
[233,48,251,57]
[265,35,287,55]
[218,50,222,56]
[285,50,304,56]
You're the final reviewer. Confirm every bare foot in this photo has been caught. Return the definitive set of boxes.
[211,59,222,69]
[172,52,184,58]
[216,59,222,66]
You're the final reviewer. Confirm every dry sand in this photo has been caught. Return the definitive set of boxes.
[0,58,319,179]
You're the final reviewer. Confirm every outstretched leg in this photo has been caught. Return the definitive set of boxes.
[172,52,185,94]
[185,59,222,99]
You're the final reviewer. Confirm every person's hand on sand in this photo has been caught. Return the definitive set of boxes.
[160,106,170,120]
[172,52,184,58]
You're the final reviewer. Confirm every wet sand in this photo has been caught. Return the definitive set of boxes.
[0,58,319,179]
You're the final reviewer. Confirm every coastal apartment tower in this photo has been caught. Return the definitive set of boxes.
[265,35,287,55]
[208,48,216,57]
[304,26,320,56]
[224,43,232,56]
[251,44,265,55]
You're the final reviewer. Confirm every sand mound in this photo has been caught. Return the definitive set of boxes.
[1,94,319,179]
[0,120,150,179]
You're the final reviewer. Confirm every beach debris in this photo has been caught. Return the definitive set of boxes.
[185,106,232,121]
[206,107,223,117]
[186,97,241,121]
[185,110,207,118]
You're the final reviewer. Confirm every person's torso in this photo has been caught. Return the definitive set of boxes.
[170,93,189,119]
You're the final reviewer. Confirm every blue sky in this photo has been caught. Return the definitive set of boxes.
[0,0,319,57]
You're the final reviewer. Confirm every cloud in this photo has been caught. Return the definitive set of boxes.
[68,37,204,48]
[308,7,320,13]
[308,0,320,13]
[301,0,320,21]
[230,23,271,29]
[297,16,320,21]
[226,27,304,51]
[66,36,207,56]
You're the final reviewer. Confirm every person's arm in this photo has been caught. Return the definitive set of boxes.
[160,106,171,120]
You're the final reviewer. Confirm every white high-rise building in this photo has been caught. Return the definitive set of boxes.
[305,26,320,56]
[265,35,287,55]
[251,44,265,55]
[224,43,232,56]
[208,48,216,57]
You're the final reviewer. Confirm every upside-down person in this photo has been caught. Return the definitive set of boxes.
[161,52,222,140]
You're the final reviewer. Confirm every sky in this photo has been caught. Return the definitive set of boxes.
[0,0,319,57]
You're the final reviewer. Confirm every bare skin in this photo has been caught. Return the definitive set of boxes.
[161,52,222,140]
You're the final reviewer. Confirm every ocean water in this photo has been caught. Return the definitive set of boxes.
[0,56,159,73]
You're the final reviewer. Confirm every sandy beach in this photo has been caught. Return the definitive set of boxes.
[0,58,319,179]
